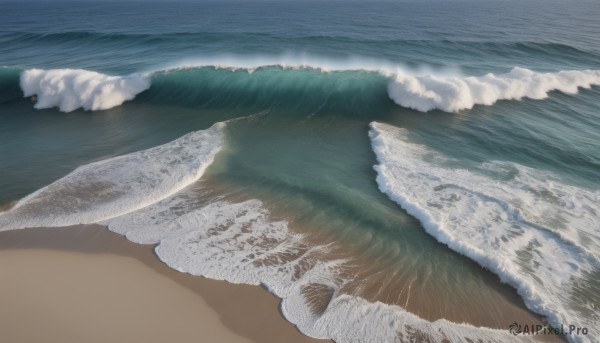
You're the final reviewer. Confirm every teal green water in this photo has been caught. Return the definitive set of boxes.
[1,1,599,342]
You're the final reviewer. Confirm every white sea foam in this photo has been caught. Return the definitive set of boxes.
[369,122,600,342]
[0,118,550,342]
[0,123,225,230]
[165,59,600,113]
[164,56,600,114]
[20,68,150,112]
[20,62,600,114]
[388,67,600,112]
[105,193,540,343]
[160,53,429,75]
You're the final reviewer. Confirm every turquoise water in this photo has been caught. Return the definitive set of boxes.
[1,1,599,342]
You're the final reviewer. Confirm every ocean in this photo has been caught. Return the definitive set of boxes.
[0,1,599,342]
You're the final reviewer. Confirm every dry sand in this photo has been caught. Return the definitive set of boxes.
[0,225,327,343]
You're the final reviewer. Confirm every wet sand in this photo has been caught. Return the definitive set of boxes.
[0,225,327,343]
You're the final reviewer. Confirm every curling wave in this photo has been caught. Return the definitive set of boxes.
[388,67,600,112]
[9,63,600,113]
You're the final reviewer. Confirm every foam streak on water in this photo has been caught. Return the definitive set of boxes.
[0,123,225,230]
[369,122,600,343]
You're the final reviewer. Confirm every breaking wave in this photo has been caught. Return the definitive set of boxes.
[388,67,600,112]
[7,61,600,113]
[20,68,150,112]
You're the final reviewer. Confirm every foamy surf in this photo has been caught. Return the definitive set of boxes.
[20,68,150,112]
[0,123,226,230]
[0,119,546,342]
[103,186,542,343]
[369,122,600,343]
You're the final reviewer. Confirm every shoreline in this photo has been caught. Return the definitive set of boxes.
[0,222,564,343]
[0,225,327,343]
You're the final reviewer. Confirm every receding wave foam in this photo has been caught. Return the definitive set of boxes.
[388,67,600,112]
[0,123,225,230]
[103,186,539,343]
[369,122,600,342]
[20,68,150,112]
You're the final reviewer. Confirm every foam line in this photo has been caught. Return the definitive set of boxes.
[105,194,541,343]
[0,123,226,230]
[369,121,600,342]
[156,64,600,113]
[158,53,417,74]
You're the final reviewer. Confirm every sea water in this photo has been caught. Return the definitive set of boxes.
[1,1,599,342]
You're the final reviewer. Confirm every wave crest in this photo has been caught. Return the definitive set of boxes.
[15,64,600,114]
[388,67,600,112]
[20,68,150,112]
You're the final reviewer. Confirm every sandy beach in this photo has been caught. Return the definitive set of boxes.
[0,225,327,343]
